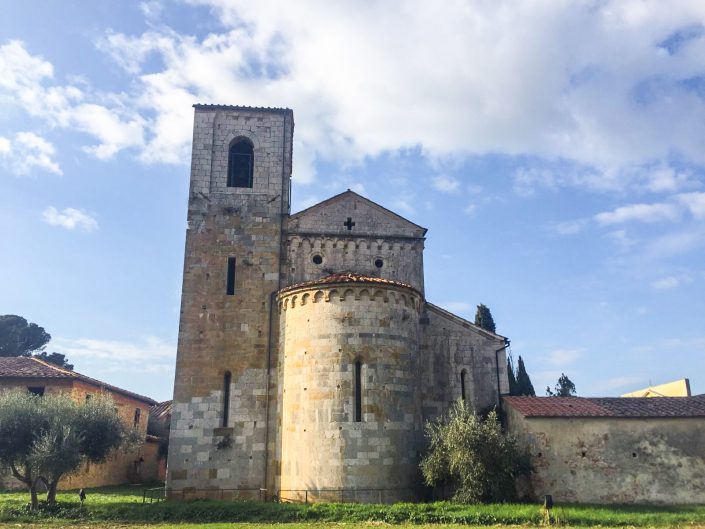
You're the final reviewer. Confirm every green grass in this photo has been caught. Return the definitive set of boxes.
[0,484,704,527]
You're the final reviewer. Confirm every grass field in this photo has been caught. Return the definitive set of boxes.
[0,484,704,527]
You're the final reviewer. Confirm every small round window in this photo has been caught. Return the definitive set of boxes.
[312,254,323,265]
[374,258,384,268]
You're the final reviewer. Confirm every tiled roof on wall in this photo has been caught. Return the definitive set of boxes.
[193,104,292,114]
[278,271,420,296]
[0,356,74,378]
[150,399,172,420]
[0,357,157,405]
[503,395,705,418]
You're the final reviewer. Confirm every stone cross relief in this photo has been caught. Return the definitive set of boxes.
[344,217,356,230]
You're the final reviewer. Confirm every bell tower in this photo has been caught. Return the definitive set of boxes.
[168,105,293,495]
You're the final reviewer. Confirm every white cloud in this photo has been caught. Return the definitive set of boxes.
[592,375,646,394]
[553,219,587,235]
[0,132,62,175]
[441,302,472,314]
[678,192,705,219]
[543,348,583,367]
[91,1,705,184]
[392,197,415,215]
[53,335,174,361]
[52,335,176,375]
[0,41,145,162]
[642,166,694,193]
[594,203,680,225]
[5,3,705,185]
[140,0,164,20]
[294,194,322,211]
[463,203,477,216]
[643,227,705,260]
[432,174,460,193]
[606,229,637,252]
[0,39,54,95]
[42,207,98,232]
[650,274,692,290]
[72,103,145,159]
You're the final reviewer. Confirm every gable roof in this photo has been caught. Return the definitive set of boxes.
[503,395,705,418]
[150,399,172,420]
[289,190,427,237]
[426,302,507,341]
[0,357,156,405]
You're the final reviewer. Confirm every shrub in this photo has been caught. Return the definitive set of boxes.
[420,400,531,503]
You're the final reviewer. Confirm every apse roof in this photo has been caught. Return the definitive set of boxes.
[278,271,420,296]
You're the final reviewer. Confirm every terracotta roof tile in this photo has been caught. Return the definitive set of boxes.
[278,272,420,296]
[150,400,172,420]
[0,357,74,378]
[193,104,292,114]
[503,396,705,418]
[0,357,156,405]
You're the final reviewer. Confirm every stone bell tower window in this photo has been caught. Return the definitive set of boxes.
[222,371,232,427]
[226,257,236,295]
[354,360,363,422]
[227,139,254,188]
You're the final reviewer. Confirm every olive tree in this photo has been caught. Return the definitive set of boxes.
[420,400,531,503]
[0,390,134,508]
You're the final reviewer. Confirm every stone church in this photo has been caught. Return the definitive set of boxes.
[167,104,510,502]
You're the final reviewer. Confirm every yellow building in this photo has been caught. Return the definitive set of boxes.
[621,378,691,398]
[0,357,160,489]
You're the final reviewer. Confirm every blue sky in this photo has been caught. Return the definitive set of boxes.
[2,1,705,402]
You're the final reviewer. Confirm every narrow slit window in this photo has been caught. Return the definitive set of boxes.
[461,369,467,402]
[226,257,236,295]
[223,371,232,427]
[227,139,254,188]
[354,360,362,422]
[133,408,141,427]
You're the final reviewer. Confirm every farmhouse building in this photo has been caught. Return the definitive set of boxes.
[0,356,160,489]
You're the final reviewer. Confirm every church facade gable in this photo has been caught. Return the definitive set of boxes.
[287,190,427,239]
[284,191,427,292]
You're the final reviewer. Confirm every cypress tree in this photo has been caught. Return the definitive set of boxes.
[474,304,496,333]
[515,355,535,396]
[507,356,519,396]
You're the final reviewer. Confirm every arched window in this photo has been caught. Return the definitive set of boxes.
[227,139,254,188]
[222,371,232,427]
[460,369,467,402]
[354,360,362,422]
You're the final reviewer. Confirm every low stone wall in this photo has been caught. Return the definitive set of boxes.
[505,406,705,504]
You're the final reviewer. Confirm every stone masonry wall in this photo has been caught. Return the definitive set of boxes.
[420,304,509,424]
[285,236,424,292]
[285,192,426,293]
[168,106,293,495]
[277,284,423,502]
[505,406,705,504]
